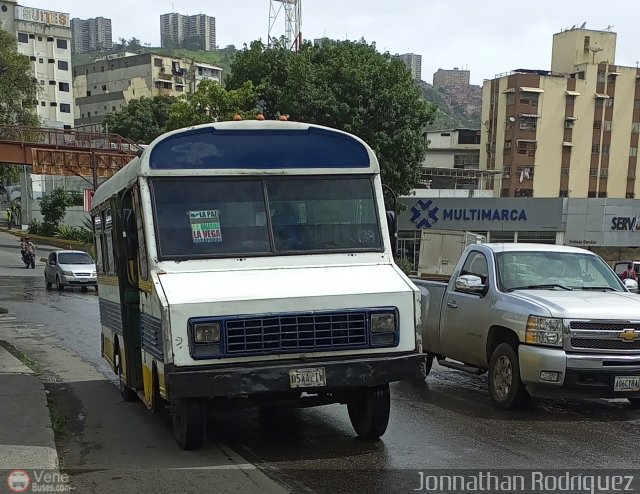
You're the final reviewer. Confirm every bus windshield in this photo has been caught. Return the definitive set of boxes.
[150,176,382,259]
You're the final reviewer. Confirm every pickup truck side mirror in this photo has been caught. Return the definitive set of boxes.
[623,278,638,293]
[455,274,486,294]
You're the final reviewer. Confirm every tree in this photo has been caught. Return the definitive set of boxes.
[166,80,257,130]
[128,37,142,51]
[225,39,293,119]
[226,39,435,194]
[103,95,176,143]
[0,30,40,186]
[0,30,39,127]
[40,188,73,235]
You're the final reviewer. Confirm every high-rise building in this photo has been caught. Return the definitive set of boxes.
[160,12,216,51]
[0,0,74,129]
[480,28,640,199]
[70,17,112,54]
[73,52,222,128]
[433,68,471,88]
[400,53,422,82]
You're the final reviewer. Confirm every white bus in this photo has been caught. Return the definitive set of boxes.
[91,120,424,450]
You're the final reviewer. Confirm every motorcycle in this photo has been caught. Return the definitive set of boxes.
[21,250,35,269]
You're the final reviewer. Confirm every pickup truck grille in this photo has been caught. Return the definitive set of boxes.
[571,338,640,351]
[225,311,368,355]
[568,320,640,353]
[570,322,640,331]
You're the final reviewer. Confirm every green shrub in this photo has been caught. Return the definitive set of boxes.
[40,222,56,237]
[40,188,73,233]
[55,224,80,240]
[29,218,42,235]
[396,256,415,276]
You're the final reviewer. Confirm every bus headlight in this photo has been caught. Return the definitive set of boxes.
[525,316,563,347]
[371,313,395,333]
[193,323,221,343]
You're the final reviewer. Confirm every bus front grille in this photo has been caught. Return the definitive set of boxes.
[225,311,368,355]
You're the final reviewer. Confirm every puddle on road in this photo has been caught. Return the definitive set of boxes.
[0,276,41,302]
[0,276,97,303]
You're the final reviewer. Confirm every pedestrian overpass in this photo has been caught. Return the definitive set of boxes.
[0,125,141,188]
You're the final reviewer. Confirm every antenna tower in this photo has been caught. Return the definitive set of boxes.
[268,0,302,51]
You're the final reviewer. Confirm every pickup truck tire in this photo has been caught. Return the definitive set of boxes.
[488,343,530,409]
[424,354,434,378]
[628,398,640,408]
[347,384,390,439]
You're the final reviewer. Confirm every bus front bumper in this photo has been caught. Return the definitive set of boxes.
[165,353,425,400]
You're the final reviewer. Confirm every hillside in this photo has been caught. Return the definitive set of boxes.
[421,83,482,130]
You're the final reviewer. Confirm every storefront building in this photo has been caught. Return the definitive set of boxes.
[398,196,640,267]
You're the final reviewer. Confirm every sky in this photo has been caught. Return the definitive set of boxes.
[20,0,640,85]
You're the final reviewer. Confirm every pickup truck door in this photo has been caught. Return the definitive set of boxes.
[440,251,492,367]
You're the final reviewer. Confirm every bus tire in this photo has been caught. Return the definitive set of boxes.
[172,398,207,450]
[117,354,137,402]
[347,384,390,439]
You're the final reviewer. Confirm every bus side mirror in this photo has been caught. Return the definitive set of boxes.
[386,211,397,257]
[121,209,138,261]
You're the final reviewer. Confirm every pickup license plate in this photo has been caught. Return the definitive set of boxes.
[614,376,640,392]
[289,367,326,389]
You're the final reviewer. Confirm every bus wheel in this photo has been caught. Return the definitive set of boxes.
[116,355,137,402]
[347,384,390,439]
[172,398,207,450]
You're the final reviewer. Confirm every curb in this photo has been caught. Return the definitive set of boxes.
[0,341,59,471]
[1,228,91,253]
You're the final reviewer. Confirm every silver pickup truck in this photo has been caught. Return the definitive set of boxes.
[414,243,640,409]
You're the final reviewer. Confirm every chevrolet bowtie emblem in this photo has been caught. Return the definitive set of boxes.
[618,329,640,342]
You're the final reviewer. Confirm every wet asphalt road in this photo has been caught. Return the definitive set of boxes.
[1,231,640,493]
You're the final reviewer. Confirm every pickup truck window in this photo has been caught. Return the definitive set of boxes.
[460,252,489,285]
[495,251,624,292]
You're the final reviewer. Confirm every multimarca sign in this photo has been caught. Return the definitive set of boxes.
[398,197,564,232]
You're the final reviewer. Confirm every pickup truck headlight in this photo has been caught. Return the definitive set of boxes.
[371,313,395,333]
[525,316,563,347]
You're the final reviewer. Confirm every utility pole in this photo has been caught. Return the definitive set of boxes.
[91,153,98,191]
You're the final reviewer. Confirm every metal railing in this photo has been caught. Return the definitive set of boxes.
[0,125,143,154]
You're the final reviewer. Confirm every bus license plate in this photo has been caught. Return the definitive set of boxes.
[289,367,326,389]
[614,376,640,392]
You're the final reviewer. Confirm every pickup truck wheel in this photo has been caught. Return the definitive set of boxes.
[421,354,434,379]
[172,398,207,450]
[488,343,530,409]
[347,384,390,439]
[628,398,640,408]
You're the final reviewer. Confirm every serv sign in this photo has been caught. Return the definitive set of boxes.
[15,6,70,27]
[611,216,640,231]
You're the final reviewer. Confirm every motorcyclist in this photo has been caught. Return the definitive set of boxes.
[23,237,36,268]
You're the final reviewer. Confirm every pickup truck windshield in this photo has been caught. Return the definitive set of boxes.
[150,176,382,259]
[495,251,624,292]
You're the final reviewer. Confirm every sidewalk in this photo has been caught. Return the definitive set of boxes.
[0,337,59,471]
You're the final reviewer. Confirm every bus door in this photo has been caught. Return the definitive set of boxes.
[112,191,143,390]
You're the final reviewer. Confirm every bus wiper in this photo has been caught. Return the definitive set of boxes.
[508,284,573,292]
[580,286,618,291]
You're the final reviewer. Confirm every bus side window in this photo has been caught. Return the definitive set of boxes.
[104,209,116,275]
[133,188,148,280]
[93,214,104,273]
